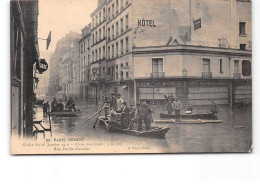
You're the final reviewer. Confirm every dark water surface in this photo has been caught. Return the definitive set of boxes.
[35,103,252,153]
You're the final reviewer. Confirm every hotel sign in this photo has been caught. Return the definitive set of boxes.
[138,19,156,27]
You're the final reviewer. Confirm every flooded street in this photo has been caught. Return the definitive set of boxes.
[34,103,252,153]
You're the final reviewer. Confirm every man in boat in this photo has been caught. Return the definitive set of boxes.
[165,93,174,114]
[210,102,218,115]
[116,94,124,113]
[65,97,76,112]
[109,106,118,126]
[186,104,193,114]
[121,102,130,129]
[57,101,64,112]
[110,94,117,109]
[128,103,143,131]
[141,101,152,131]
[42,100,49,117]
[173,97,182,122]
[51,98,58,112]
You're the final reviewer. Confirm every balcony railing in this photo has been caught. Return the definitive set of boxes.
[233,73,241,79]
[201,72,212,78]
[150,72,165,78]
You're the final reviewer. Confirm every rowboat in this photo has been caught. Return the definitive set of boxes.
[155,119,223,124]
[159,112,217,120]
[48,110,82,117]
[98,116,170,139]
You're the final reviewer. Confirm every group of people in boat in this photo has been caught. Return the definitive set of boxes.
[41,97,77,117]
[166,93,218,121]
[106,94,154,131]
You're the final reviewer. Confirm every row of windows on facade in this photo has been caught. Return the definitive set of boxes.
[92,36,129,62]
[92,0,129,28]
[92,14,129,45]
[80,39,90,54]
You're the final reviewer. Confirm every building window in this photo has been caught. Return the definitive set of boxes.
[112,3,114,18]
[95,31,97,43]
[112,25,114,39]
[202,58,210,73]
[99,29,101,41]
[108,27,110,41]
[120,71,123,79]
[126,72,129,78]
[112,44,114,58]
[125,37,129,53]
[103,46,105,59]
[152,58,163,76]
[219,59,223,73]
[116,22,119,36]
[99,11,101,23]
[240,44,246,50]
[95,50,97,61]
[92,18,95,28]
[120,18,124,34]
[108,67,111,75]
[92,34,94,44]
[108,8,110,20]
[103,26,105,39]
[242,60,251,76]
[108,46,110,59]
[125,14,129,30]
[92,51,94,62]
[116,0,119,14]
[103,8,106,21]
[120,63,123,68]
[83,42,85,53]
[96,15,98,26]
[234,60,239,74]
[121,0,124,10]
[116,42,118,57]
[239,22,246,36]
[120,39,124,55]
[88,55,90,65]
[99,48,101,60]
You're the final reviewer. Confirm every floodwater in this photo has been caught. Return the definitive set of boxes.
[34,103,252,153]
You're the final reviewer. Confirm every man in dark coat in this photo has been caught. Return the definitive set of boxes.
[42,101,49,117]
[110,94,117,109]
[51,98,58,112]
[121,102,130,129]
[141,101,152,131]
[66,97,76,111]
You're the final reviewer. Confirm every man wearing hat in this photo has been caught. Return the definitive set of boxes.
[127,103,142,130]
[173,97,182,121]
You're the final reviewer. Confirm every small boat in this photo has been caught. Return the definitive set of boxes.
[98,116,170,139]
[48,110,82,117]
[159,112,217,120]
[155,119,223,124]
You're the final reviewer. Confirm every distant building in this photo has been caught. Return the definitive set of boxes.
[48,32,81,99]
[78,25,92,101]
[60,41,80,100]
[87,0,251,106]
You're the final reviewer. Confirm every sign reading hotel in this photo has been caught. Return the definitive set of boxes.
[138,19,156,27]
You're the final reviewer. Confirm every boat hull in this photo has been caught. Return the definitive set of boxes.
[48,111,81,117]
[159,112,217,120]
[98,117,170,139]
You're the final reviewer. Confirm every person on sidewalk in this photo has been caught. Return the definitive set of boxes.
[42,101,49,117]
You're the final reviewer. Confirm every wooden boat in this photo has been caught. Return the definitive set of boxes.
[98,116,170,139]
[155,119,223,124]
[159,112,217,120]
[48,110,82,117]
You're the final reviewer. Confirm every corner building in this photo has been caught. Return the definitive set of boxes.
[90,0,252,107]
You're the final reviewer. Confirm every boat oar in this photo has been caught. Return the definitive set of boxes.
[82,105,104,125]
[93,102,106,129]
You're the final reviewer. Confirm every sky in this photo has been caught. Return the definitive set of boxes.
[38,0,98,57]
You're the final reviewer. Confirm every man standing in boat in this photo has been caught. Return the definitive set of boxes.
[116,94,124,113]
[128,103,143,131]
[121,102,130,129]
[210,101,218,115]
[66,97,76,112]
[141,101,152,131]
[110,93,117,109]
[173,97,182,122]
[51,98,58,112]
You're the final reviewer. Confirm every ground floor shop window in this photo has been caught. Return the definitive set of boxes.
[242,60,251,76]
